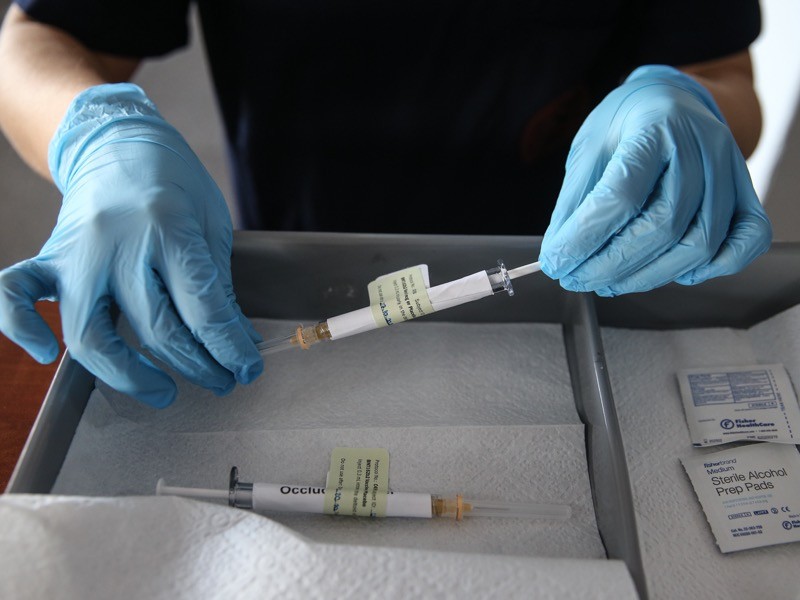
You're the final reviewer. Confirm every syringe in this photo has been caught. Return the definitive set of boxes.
[256,259,542,355]
[156,466,571,521]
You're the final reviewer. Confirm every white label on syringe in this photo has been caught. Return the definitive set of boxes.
[253,484,327,513]
[252,484,432,518]
[368,266,434,328]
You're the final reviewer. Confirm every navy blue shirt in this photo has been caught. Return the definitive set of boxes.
[16,0,761,234]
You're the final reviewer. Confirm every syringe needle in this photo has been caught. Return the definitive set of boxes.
[256,322,333,355]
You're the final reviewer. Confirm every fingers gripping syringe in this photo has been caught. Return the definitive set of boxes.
[156,467,571,521]
[256,260,542,355]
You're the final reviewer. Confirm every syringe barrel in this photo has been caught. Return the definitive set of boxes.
[484,260,514,296]
[327,270,494,340]
[251,484,433,518]
[425,269,499,311]
[157,479,567,521]
[260,259,524,347]
[253,483,326,513]
[327,307,378,340]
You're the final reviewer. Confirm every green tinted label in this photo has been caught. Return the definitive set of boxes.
[368,266,433,328]
[323,447,390,517]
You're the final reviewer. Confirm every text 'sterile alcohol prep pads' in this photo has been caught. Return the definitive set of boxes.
[681,443,800,553]
[677,364,800,447]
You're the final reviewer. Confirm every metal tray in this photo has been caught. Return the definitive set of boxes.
[13,232,799,599]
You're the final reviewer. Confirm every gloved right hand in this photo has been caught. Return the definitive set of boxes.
[0,83,263,408]
[539,65,771,296]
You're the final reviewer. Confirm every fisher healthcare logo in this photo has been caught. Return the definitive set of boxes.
[720,417,776,430]
[783,518,800,531]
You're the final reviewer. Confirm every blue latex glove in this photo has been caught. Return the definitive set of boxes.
[539,65,772,296]
[0,84,263,407]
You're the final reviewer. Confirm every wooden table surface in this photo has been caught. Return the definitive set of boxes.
[0,302,63,491]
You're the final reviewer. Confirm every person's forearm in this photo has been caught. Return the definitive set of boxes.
[0,5,138,180]
[679,49,761,158]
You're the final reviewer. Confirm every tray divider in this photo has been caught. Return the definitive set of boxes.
[563,293,648,600]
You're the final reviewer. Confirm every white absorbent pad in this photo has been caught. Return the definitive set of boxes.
[98,319,582,431]
[601,303,800,600]
[0,495,639,600]
[51,319,606,561]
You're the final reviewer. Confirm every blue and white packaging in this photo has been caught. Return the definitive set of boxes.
[677,364,800,447]
[681,443,800,553]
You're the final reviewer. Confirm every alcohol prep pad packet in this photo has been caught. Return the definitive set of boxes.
[677,364,800,447]
[681,444,800,553]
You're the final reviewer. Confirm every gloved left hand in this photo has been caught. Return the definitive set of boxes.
[539,65,772,296]
[0,83,263,407]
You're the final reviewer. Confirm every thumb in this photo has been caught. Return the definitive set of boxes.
[0,259,60,364]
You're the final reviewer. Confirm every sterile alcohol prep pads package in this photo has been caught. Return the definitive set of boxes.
[681,443,800,553]
[677,364,800,446]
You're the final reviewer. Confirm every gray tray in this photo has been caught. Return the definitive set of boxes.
[8,232,800,599]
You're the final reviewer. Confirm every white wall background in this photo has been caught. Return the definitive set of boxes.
[747,0,800,203]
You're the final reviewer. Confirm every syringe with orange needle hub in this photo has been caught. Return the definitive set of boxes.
[156,466,571,521]
[256,260,542,355]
